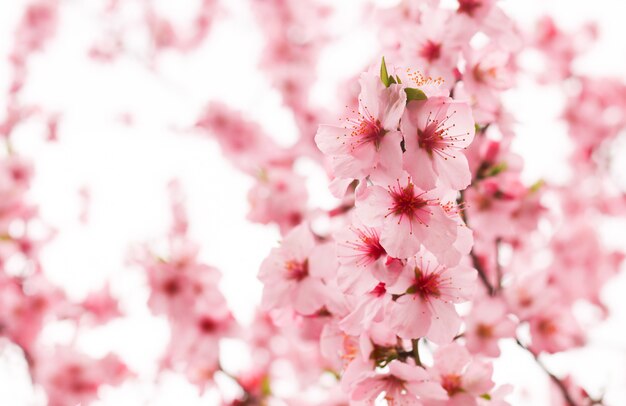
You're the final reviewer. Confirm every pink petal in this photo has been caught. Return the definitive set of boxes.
[403,144,438,191]
[423,207,459,261]
[381,213,423,258]
[433,152,471,190]
[390,295,431,339]
[380,84,407,130]
[355,185,392,227]
[440,265,477,302]
[293,277,326,315]
[351,377,388,402]
[281,224,316,260]
[358,70,383,120]
[444,100,475,149]
[426,299,462,344]
[463,361,495,395]
[370,130,404,184]
[315,124,349,155]
[434,343,472,375]
[386,265,417,295]
[308,243,338,279]
[406,381,449,401]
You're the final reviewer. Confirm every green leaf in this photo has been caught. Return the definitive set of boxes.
[529,179,544,193]
[485,162,507,177]
[395,75,402,84]
[261,376,272,396]
[404,87,427,102]
[380,57,390,87]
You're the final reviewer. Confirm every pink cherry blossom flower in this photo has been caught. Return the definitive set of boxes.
[163,304,237,390]
[351,360,447,405]
[464,46,513,94]
[504,270,557,320]
[247,167,308,235]
[465,297,516,357]
[32,347,130,406]
[528,306,585,354]
[315,65,406,183]
[356,175,459,259]
[339,282,391,336]
[195,102,291,174]
[78,284,122,325]
[427,343,500,406]
[398,8,467,84]
[335,214,403,294]
[401,97,475,191]
[259,224,335,315]
[387,252,476,343]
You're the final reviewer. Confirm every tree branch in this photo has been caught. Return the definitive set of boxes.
[457,190,495,296]
[459,189,584,406]
[515,339,578,406]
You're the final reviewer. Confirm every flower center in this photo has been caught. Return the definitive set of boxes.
[407,267,442,298]
[473,63,498,84]
[284,259,309,281]
[351,116,386,149]
[162,278,181,296]
[537,318,557,336]
[346,227,386,266]
[387,181,431,226]
[198,316,217,333]
[476,323,493,338]
[458,0,482,16]
[417,110,468,159]
[420,40,442,62]
[441,374,463,396]
[371,282,387,297]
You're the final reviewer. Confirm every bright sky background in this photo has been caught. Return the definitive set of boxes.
[1,0,626,404]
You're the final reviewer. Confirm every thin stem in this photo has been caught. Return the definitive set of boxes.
[412,339,422,366]
[515,340,578,406]
[457,190,495,296]
[495,237,503,292]
[460,189,592,406]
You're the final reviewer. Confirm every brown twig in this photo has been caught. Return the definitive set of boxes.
[459,189,582,406]
[515,339,578,406]
[457,190,496,296]
[495,237,503,292]
[411,339,422,366]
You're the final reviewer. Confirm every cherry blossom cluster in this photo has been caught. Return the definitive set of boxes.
[2,0,626,405]
[209,1,625,405]
[1,2,131,405]
[130,181,239,390]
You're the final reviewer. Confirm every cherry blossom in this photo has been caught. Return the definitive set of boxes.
[259,224,335,315]
[356,175,459,259]
[387,252,476,343]
[315,66,406,183]
[464,297,517,357]
[427,343,501,406]
[401,97,476,191]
